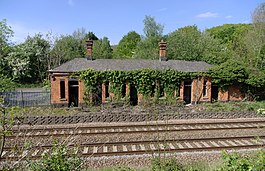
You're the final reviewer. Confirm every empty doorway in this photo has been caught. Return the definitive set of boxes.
[184,80,192,104]
[69,80,79,107]
[211,84,218,102]
[130,84,138,105]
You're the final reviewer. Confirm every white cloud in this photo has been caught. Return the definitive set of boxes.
[225,15,233,19]
[67,0,74,6]
[196,12,218,18]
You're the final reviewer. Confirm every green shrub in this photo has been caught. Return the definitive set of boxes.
[218,150,265,171]
[27,141,82,171]
[151,157,184,171]
[257,108,265,116]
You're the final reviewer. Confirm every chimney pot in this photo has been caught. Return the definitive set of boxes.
[159,40,167,61]
[86,37,93,60]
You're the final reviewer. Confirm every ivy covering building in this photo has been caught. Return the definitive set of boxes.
[48,39,244,107]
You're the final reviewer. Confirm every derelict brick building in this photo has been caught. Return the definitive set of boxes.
[48,39,244,107]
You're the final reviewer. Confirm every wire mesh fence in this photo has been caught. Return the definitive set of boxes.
[0,91,51,107]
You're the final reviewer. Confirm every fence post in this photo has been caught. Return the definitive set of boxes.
[21,90,24,108]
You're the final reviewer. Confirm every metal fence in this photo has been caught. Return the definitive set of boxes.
[0,91,51,107]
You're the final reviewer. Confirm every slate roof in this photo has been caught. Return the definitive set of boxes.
[49,58,213,73]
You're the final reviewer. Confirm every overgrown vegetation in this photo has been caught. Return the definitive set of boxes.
[199,101,265,113]
[78,66,265,105]
[1,3,265,94]
[27,141,82,171]
[88,150,265,170]
[77,68,195,105]
[0,98,24,170]
[218,150,265,171]
[13,106,81,117]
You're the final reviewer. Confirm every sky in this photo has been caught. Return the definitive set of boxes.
[0,0,264,45]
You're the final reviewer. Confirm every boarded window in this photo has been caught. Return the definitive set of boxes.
[60,79,65,99]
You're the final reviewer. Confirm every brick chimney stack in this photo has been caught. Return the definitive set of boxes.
[159,40,167,61]
[85,37,93,60]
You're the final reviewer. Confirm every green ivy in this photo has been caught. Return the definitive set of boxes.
[77,68,197,105]
[75,61,265,105]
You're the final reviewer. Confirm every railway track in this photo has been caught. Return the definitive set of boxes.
[8,120,265,138]
[1,135,265,160]
[1,119,265,161]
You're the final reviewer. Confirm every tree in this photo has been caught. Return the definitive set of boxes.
[252,3,265,24]
[200,32,231,65]
[167,25,229,64]
[206,24,251,60]
[167,25,202,61]
[51,35,84,67]
[113,31,141,59]
[0,19,13,48]
[92,37,112,59]
[134,16,164,59]
[248,2,265,69]
[85,31,98,41]
[206,24,251,48]
[143,15,164,39]
[0,19,14,77]
[8,34,51,83]
[209,59,249,87]
[0,75,16,91]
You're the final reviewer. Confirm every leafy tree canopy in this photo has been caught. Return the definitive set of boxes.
[92,37,112,59]
[51,35,84,67]
[113,31,141,59]
[206,24,251,47]
[167,25,229,64]
[8,34,51,83]
[0,74,16,91]
[134,16,164,59]
[0,19,14,77]
[209,59,249,87]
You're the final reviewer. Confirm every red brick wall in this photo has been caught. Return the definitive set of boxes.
[79,80,85,106]
[50,73,69,107]
[217,85,244,102]
[191,77,211,103]
[228,85,244,101]
[125,80,129,96]
[50,72,244,107]
[178,80,184,102]
[102,83,107,103]
[50,73,86,107]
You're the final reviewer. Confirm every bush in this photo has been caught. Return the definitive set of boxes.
[218,150,265,171]
[0,74,17,91]
[27,141,82,171]
[151,158,184,171]
[257,108,265,116]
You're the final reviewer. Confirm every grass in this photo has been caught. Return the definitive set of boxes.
[11,107,81,117]
[84,160,218,171]
[199,101,265,113]
[7,100,265,117]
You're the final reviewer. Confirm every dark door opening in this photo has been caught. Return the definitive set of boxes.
[184,80,192,104]
[69,80,79,107]
[130,84,138,106]
[93,84,102,105]
[211,84,218,102]
[121,83,126,98]
[105,81,109,99]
